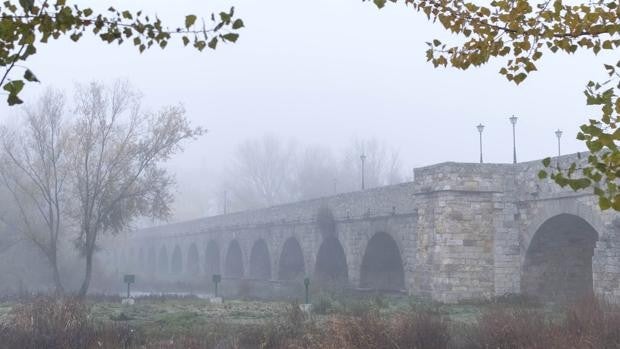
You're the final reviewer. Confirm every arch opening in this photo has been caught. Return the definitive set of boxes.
[360,232,405,291]
[158,246,169,274]
[171,245,183,275]
[278,237,305,280]
[249,239,271,280]
[225,240,244,278]
[187,243,200,276]
[314,237,348,286]
[205,240,220,278]
[522,214,599,302]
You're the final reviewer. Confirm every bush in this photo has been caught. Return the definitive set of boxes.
[316,308,450,349]
[0,297,137,349]
[312,292,333,315]
[462,297,620,349]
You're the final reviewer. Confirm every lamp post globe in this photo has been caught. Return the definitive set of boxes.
[476,124,485,164]
[509,115,518,164]
[555,129,563,157]
[360,153,367,190]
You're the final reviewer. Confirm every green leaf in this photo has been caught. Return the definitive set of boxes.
[537,170,548,179]
[599,196,612,210]
[207,37,218,49]
[185,15,197,29]
[373,0,387,8]
[83,8,93,17]
[18,0,33,10]
[4,80,25,105]
[23,69,39,82]
[513,73,527,85]
[222,33,239,42]
[542,157,551,167]
[3,80,25,95]
[6,93,23,106]
[219,12,231,23]
[232,19,244,30]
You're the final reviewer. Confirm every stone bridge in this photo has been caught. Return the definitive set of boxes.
[101,153,620,303]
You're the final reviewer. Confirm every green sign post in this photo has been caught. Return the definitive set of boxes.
[212,274,221,298]
[304,277,310,304]
[123,274,135,298]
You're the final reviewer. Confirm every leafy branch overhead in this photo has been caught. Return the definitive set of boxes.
[0,0,244,105]
[370,0,620,211]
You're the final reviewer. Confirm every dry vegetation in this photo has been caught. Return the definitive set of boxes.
[0,295,619,348]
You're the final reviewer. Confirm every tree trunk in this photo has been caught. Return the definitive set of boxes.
[50,243,65,294]
[51,260,64,295]
[78,247,93,298]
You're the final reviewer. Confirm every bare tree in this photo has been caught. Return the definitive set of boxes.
[223,135,297,210]
[218,136,404,211]
[69,81,203,296]
[0,88,69,293]
[292,145,340,200]
[339,138,403,191]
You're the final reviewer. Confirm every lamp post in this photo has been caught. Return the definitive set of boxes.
[360,153,367,190]
[555,129,563,157]
[476,124,485,163]
[509,115,518,164]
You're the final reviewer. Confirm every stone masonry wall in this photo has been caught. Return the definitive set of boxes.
[101,153,618,303]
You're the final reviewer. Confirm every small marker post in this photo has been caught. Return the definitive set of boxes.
[212,274,221,298]
[123,274,135,298]
[304,277,310,304]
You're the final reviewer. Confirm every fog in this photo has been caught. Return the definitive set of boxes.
[0,0,615,224]
[0,0,616,296]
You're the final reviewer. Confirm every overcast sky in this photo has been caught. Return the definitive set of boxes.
[0,0,614,218]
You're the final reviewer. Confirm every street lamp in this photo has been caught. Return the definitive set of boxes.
[509,115,518,164]
[555,129,563,157]
[360,153,367,190]
[476,124,485,163]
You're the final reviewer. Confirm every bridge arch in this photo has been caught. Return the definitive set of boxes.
[522,200,606,254]
[147,246,157,274]
[249,239,271,280]
[158,246,169,274]
[522,212,599,301]
[187,243,200,276]
[225,240,244,278]
[315,236,348,285]
[205,240,220,277]
[171,245,183,275]
[278,237,305,280]
[360,232,405,291]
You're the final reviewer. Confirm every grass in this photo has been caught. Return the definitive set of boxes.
[0,294,617,348]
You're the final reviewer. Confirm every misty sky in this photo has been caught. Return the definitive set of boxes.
[0,0,614,218]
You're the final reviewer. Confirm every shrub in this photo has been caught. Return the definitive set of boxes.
[0,296,137,349]
[311,292,333,315]
[391,311,450,349]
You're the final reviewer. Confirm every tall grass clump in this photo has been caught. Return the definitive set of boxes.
[0,296,135,349]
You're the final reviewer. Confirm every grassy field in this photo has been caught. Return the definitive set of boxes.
[0,293,614,348]
[1,292,554,328]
